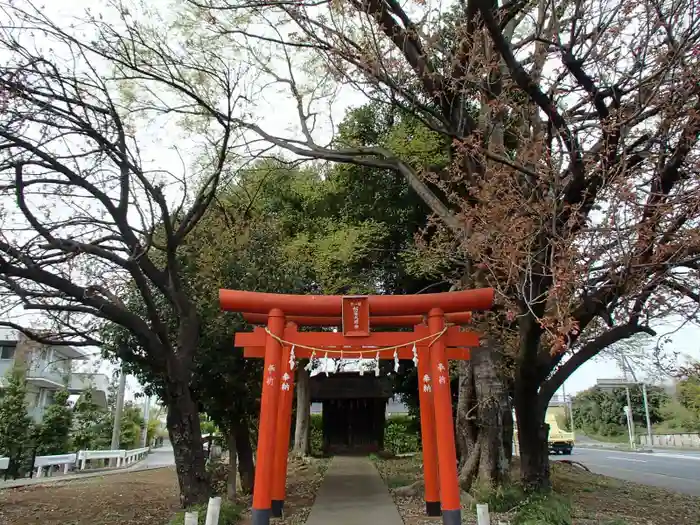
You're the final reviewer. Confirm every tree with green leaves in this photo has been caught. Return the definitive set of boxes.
[71,390,112,451]
[116,402,146,449]
[678,375,700,419]
[572,386,669,437]
[34,389,72,456]
[0,369,33,477]
[101,162,316,496]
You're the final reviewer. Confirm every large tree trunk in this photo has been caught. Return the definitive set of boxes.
[165,372,210,507]
[227,431,237,500]
[456,360,479,489]
[234,420,255,494]
[473,345,510,487]
[514,383,550,491]
[293,366,311,457]
[457,344,511,490]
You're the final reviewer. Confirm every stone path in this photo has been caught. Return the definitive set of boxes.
[305,455,403,525]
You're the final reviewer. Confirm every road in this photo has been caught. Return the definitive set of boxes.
[555,446,700,495]
[132,444,175,470]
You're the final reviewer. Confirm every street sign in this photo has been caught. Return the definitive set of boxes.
[596,378,638,392]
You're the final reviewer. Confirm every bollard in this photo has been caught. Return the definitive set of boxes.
[184,511,199,525]
[205,496,222,525]
[476,503,490,525]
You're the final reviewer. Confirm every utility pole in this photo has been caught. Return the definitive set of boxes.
[562,382,574,432]
[141,394,151,448]
[621,353,653,449]
[110,368,127,465]
[642,383,653,448]
[624,386,636,449]
[620,352,636,449]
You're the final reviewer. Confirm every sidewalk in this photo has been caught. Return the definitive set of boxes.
[305,456,403,525]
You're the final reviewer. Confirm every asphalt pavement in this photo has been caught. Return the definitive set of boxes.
[555,446,700,495]
[132,444,175,470]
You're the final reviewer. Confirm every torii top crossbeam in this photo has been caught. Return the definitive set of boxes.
[241,311,473,327]
[219,288,494,317]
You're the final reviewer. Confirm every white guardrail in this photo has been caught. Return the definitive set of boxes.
[77,446,149,470]
[0,446,150,477]
[35,453,77,477]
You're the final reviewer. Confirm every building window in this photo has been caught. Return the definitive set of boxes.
[27,391,40,408]
[0,345,15,360]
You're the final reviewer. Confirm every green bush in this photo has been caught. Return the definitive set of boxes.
[169,501,243,525]
[308,414,419,455]
[310,414,323,455]
[657,399,700,433]
[513,493,572,525]
[384,416,419,455]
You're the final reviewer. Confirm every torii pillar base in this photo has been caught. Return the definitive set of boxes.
[251,509,270,525]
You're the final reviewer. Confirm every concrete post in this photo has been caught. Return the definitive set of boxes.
[476,503,490,525]
[205,497,222,525]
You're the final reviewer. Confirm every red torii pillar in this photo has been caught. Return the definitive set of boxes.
[271,341,295,517]
[220,289,494,525]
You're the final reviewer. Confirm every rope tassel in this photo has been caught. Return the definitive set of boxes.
[393,348,399,373]
[304,350,316,372]
[289,345,296,370]
[265,326,449,358]
[374,352,380,377]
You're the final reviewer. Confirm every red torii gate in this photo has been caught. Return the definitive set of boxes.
[219,289,494,525]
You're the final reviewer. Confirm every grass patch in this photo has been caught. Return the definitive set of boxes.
[471,482,525,513]
[513,492,572,525]
[169,500,244,525]
[386,476,415,488]
[578,430,634,444]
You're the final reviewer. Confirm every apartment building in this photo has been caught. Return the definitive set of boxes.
[0,334,109,422]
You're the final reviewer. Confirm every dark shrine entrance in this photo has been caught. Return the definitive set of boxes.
[311,373,391,454]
